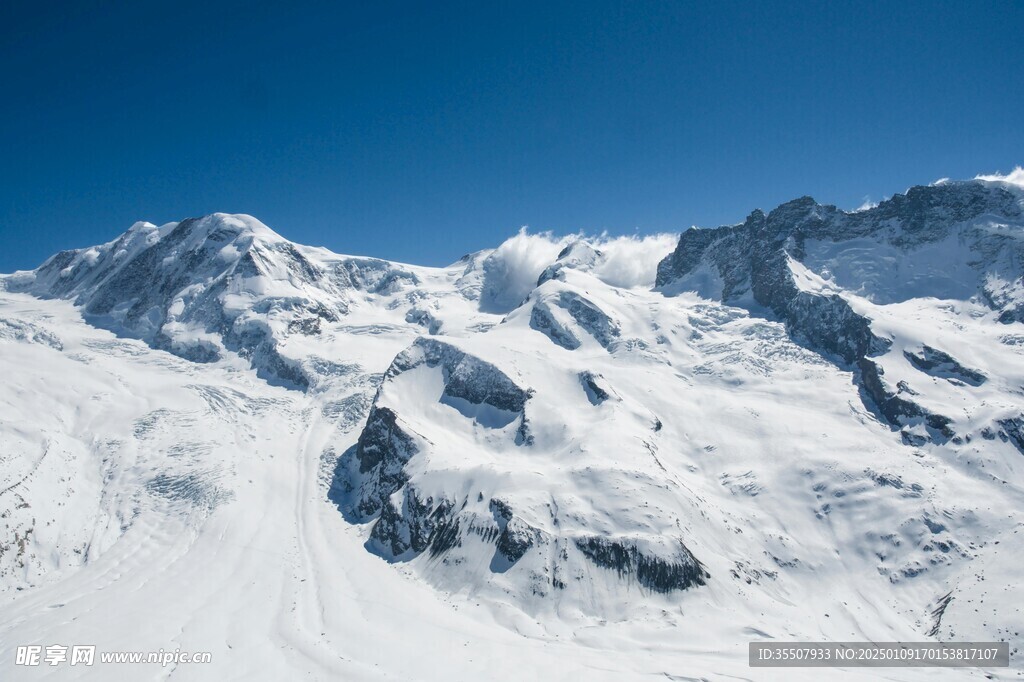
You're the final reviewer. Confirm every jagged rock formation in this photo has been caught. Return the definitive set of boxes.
[858,357,955,445]
[996,417,1024,454]
[529,297,581,350]
[657,179,1024,442]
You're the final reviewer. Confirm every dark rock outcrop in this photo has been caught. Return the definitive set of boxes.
[996,417,1024,454]
[579,371,611,405]
[903,346,986,386]
[352,406,419,518]
[489,499,540,565]
[530,300,581,350]
[369,488,459,557]
[559,292,620,350]
[858,359,954,442]
[574,536,708,592]
[530,291,620,351]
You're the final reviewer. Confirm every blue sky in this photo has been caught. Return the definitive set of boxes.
[1,1,1021,272]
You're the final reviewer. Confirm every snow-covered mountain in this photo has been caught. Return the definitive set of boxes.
[2,171,1023,680]
[657,177,1024,447]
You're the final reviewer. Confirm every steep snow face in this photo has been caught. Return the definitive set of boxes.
[3,178,1024,680]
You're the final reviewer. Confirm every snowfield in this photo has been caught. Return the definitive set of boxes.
[1,172,1024,680]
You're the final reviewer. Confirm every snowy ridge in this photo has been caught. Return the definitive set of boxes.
[6,213,439,388]
[657,178,1024,445]
[2,173,1024,680]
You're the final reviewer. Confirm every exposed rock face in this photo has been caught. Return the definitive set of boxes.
[352,406,419,519]
[579,371,611,405]
[996,417,1024,454]
[529,290,620,351]
[408,339,529,414]
[656,181,1024,440]
[368,487,459,557]
[903,345,986,386]
[489,498,540,565]
[574,536,708,592]
[559,291,621,349]
[529,300,581,350]
[858,358,954,444]
[514,413,535,446]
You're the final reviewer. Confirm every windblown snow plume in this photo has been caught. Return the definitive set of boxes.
[479,229,678,312]
[585,232,679,288]
[976,166,1024,189]
[479,228,570,312]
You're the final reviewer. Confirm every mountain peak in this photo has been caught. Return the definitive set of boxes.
[161,213,287,254]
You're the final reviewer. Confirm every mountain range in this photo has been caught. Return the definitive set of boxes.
[2,170,1023,680]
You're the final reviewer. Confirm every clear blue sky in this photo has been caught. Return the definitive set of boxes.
[1,1,1021,272]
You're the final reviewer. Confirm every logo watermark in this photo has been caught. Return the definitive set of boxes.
[15,645,212,667]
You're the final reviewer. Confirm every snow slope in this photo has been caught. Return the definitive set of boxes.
[2,173,1023,680]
